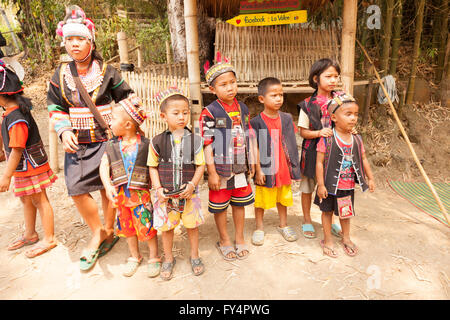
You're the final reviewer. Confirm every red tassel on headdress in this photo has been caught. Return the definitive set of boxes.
[203,60,210,75]
[216,51,222,63]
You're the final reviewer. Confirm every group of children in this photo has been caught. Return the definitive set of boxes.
[0,5,375,281]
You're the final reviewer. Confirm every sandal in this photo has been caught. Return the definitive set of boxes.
[123,257,143,277]
[331,224,343,238]
[160,258,176,281]
[277,226,298,242]
[251,230,265,246]
[215,241,237,261]
[147,258,161,278]
[235,243,250,260]
[341,241,358,257]
[7,235,39,251]
[320,240,338,258]
[190,257,205,276]
[301,224,316,239]
[79,240,106,271]
[98,235,120,258]
[24,242,57,258]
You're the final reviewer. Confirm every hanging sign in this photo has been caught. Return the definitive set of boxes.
[226,10,307,27]
[240,0,302,14]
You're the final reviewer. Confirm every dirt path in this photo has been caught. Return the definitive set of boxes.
[0,82,448,300]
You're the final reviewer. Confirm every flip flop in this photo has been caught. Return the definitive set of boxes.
[160,258,176,281]
[24,242,57,258]
[302,224,316,239]
[79,240,105,271]
[251,230,265,246]
[277,226,298,242]
[331,224,343,238]
[235,243,250,260]
[98,235,120,258]
[215,241,237,261]
[320,240,338,258]
[7,235,39,251]
[190,257,205,276]
[341,242,358,257]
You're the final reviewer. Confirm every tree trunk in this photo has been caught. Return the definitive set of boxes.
[440,37,450,107]
[435,0,448,83]
[405,0,425,105]
[381,0,394,75]
[389,0,403,75]
[39,0,52,62]
[167,0,216,65]
[168,0,186,62]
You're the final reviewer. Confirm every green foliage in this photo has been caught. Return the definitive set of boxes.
[96,16,136,60]
[135,17,169,64]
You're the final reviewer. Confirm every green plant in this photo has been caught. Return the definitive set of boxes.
[136,17,169,64]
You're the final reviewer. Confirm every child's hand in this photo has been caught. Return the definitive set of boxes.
[255,169,266,186]
[156,187,168,203]
[61,131,79,153]
[317,185,328,202]
[319,128,333,137]
[368,179,375,192]
[208,171,221,191]
[0,175,11,192]
[179,183,195,199]
[105,185,118,204]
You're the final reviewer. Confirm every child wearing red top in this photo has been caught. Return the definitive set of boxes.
[0,60,57,258]
[250,78,301,246]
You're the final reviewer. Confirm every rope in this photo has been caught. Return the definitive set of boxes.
[377,75,399,104]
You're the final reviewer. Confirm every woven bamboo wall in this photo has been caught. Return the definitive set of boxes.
[215,21,340,82]
[143,62,188,78]
[122,71,190,137]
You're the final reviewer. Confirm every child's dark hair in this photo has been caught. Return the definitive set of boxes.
[308,58,341,90]
[257,77,282,96]
[160,94,189,113]
[3,92,33,115]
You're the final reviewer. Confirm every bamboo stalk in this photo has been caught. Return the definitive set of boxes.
[381,0,394,75]
[340,0,358,94]
[357,38,449,226]
[405,0,425,105]
[389,0,403,75]
[435,0,448,83]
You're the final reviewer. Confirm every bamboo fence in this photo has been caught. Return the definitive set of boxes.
[122,70,190,137]
[142,62,188,78]
[214,21,340,82]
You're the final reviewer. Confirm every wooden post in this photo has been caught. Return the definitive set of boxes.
[184,0,203,131]
[137,47,142,68]
[117,31,129,82]
[166,40,172,64]
[340,0,357,95]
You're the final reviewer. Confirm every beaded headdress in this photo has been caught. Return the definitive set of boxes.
[327,92,356,114]
[56,5,96,43]
[118,94,147,126]
[0,59,24,95]
[203,52,235,86]
[155,87,188,108]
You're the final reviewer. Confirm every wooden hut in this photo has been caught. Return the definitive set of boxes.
[182,0,358,124]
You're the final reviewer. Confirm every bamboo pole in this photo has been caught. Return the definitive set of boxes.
[381,0,394,75]
[389,0,403,75]
[340,0,358,94]
[357,39,449,226]
[405,0,425,105]
[184,0,203,131]
[435,0,448,83]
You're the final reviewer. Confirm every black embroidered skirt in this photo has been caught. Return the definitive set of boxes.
[64,141,106,196]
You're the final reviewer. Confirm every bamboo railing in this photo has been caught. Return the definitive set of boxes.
[122,71,190,138]
[214,21,340,82]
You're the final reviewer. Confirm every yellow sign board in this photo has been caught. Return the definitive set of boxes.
[226,10,307,27]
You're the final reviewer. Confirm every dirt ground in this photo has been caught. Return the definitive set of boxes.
[0,76,448,300]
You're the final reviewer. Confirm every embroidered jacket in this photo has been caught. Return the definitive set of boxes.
[202,100,251,178]
[322,134,369,195]
[250,111,301,188]
[151,128,203,192]
[105,136,151,190]
[1,108,48,172]
[47,59,133,144]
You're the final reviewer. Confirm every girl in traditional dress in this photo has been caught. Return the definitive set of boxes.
[47,5,133,271]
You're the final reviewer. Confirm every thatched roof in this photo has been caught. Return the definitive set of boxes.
[199,0,335,19]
